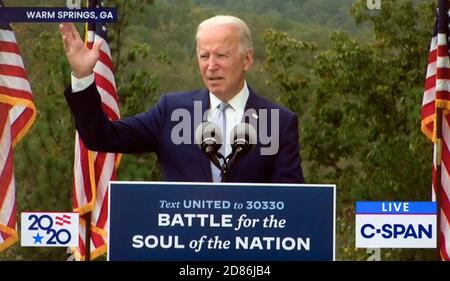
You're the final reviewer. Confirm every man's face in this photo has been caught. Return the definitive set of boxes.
[196,24,253,101]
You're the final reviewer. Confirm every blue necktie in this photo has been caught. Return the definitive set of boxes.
[211,102,229,182]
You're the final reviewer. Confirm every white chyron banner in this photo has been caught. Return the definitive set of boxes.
[355,202,436,248]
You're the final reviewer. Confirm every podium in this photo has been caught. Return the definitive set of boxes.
[107,181,335,261]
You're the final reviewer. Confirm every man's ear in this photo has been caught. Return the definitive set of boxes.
[243,49,254,71]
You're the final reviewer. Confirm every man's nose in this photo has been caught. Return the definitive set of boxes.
[207,56,219,71]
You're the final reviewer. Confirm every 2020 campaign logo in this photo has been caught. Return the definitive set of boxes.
[21,212,79,247]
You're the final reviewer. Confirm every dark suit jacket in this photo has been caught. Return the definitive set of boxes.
[64,83,304,183]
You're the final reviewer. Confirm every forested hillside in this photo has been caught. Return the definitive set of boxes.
[192,0,358,32]
[1,0,438,261]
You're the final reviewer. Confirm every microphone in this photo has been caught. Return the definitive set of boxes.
[194,122,223,170]
[225,123,257,176]
[229,122,257,157]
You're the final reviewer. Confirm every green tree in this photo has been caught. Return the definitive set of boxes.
[108,0,163,182]
[263,29,317,114]
[263,0,436,260]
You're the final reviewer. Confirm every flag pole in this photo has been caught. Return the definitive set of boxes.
[84,0,91,262]
[85,213,91,261]
[436,107,443,260]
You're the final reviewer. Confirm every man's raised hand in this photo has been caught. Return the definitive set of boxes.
[59,22,103,78]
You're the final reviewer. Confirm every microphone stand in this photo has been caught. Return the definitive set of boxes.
[220,147,244,182]
[200,142,232,183]
[220,159,229,182]
[206,151,228,182]
[220,163,228,183]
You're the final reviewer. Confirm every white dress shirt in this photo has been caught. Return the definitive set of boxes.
[71,72,94,92]
[207,81,249,158]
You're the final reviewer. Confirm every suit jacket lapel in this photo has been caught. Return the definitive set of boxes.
[243,87,262,124]
[192,89,213,182]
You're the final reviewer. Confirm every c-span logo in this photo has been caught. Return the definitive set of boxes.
[355,202,436,248]
[21,212,79,247]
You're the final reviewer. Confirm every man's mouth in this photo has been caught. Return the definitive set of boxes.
[208,77,223,81]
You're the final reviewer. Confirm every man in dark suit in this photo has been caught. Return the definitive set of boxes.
[59,15,304,183]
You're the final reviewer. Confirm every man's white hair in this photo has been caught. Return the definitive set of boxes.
[196,15,253,53]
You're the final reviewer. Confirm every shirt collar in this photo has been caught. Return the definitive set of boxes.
[209,81,249,114]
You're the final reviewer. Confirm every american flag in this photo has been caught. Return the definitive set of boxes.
[0,0,36,252]
[422,0,450,261]
[70,0,120,260]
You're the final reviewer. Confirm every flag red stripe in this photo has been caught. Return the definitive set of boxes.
[77,234,85,256]
[441,193,450,230]
[0,86,33,100]
[7,201,16,229]
[95,73,118,104]
[96,191,108,229]
[0,230,10,241]
[437,68,450,79]
[94,153,106,185]
[101,104,119,121]
[91,229,104,248]
[98,50,114,74]
[0,150,14,208]
[439,136,450,223]
[424,76,436,91]
[0,229,10,240]
[422,102,435,119]
[78,140,93,204]
[438,44,450,56]
[72,176,79,208]
[11,108,33,141]
[428,49,437,64]
[0,64,27,79]
[0,41,19,54]
[436,90,450,100]
[0,103,9,136]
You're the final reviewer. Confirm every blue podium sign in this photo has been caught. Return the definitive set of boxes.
[108,182,335,261]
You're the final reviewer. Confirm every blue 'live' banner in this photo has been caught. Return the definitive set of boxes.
[0,7,117,23]
[108,182,336,261]
[355,202,436,214]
